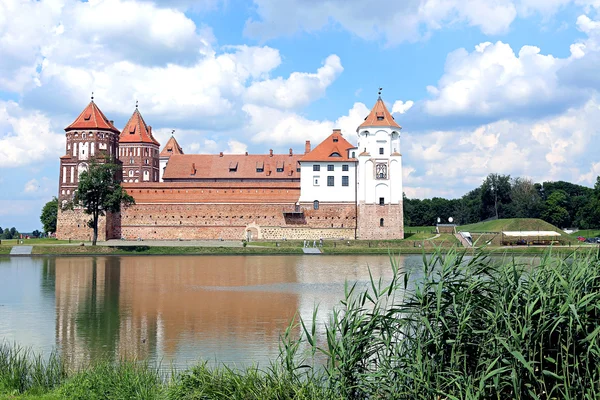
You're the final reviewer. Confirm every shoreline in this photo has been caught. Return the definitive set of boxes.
[1,242,596,257]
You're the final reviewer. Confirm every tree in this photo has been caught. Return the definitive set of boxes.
[71,159,134,245]
[40,197,58,234]
[541,190,570,228]
[508,177,541,218]
[32,230,41,238]
[481,174,512,220]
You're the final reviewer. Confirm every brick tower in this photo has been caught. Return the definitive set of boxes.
[119,105,160,183]
[356,95,404,239]
[56,98,122,241]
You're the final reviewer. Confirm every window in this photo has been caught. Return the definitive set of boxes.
[333,136,339,142]
[145,159,149,165]
[342,164,349,171]
[342,176,349,186]
[313,165,320,171]
[313,200,319,210]
[313,176,320,186]
[130,158,134,164]
[352,151,356,158]
[327,164,334,171]
[256,167,264,172]
[276,167,284,172]
[379,147,384,155]
[376,163,388,179]
[329,152,341,157]
[380,218,384,227]
[327,176,334,186]
[379,197,385,206]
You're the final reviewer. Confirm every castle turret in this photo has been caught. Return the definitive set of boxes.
[355,96,404,239]
[159,135,183,182]
[56,98,122,241]
[119,106,160,183]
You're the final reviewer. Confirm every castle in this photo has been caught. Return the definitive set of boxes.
[56,95,404,241]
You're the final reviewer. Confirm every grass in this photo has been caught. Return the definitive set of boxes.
[459,218,566,234]
[5,247,600,398]
[569,229,600,238]
[0,239,74,246]
[404,226,436,233]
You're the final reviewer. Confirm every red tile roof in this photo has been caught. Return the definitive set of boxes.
[358,97,401,129]
[160,136,184,157]
[299,130,356,162]
[162,153,303,180]
[65,101,120,134]
[120,108,160,146]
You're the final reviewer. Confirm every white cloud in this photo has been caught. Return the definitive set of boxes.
[244,102,370,147]
[245,55,343,109]
[0,101,64,168]
[23,179,39,193]
[244,0,519,45]
[392,100,414,115]
[226,139,248,154]
[403,97,600,198]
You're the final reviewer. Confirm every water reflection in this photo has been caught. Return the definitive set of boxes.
[1,254,425,369]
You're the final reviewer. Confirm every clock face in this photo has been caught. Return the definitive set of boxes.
[376,162,388,180]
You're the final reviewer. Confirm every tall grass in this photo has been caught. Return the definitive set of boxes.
[289,248,600,399]
[3,248,600,399]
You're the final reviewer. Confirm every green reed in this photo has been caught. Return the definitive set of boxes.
[286,247,600,399]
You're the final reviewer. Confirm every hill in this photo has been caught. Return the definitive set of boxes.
[459,218,566,235]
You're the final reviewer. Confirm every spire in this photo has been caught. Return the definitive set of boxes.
[160,135,184,157]
[358,95,401,130]
[120,108,160,146]
[65,100,120,133]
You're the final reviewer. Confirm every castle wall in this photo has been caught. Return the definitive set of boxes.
[119,201,357,241]
[356,202,404,240]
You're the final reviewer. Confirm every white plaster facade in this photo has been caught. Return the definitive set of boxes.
[299,160,357,203]
[356,127,402,206]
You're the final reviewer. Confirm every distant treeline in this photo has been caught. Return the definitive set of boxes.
[404,174,600,229]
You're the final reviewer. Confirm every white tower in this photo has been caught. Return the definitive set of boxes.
[356,95,404,239]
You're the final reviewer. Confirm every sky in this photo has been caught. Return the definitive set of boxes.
[1,0,600,231]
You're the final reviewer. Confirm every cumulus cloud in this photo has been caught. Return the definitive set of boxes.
[244,0,600,45]
[23,179,39,193]
[0,101,64,168]
[245,55,343,109]
[392,100,414,115]
[403,98,600,198]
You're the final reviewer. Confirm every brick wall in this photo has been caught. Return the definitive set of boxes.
[56,208,106,241]
[118,201,358,240]
[357,203,404,240]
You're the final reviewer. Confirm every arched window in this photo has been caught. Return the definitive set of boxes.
[380,218,384,227]
[128,170,134,177]
[313,200,319,210]
[143,170,149,181]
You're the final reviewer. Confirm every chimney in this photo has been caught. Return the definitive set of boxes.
[269,149,273,157]
[191,163,196,175]
[289,148,293,156]
[219,152,223,157]
[149,126,152,135]
[110,120,114,125]
[245,151,248,156]
[305,140,311,154]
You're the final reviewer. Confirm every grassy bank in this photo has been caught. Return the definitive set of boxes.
[4,248,600,399]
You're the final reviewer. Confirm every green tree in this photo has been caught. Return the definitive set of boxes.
[71,159,134,245]
[40,197,58,234]
[481,173,512,220]
[508,177,541,218]
[32,229,41,238]
[541,190,570,228]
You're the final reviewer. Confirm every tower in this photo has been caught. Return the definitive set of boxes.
[159,135,184,182]
[356,95,404,239]
[56,99,122,241]
[119,105,160,183]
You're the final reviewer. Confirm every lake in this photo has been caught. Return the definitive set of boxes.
[0,254,471,369]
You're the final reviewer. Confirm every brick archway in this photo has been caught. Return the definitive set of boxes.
[245,223,261,241]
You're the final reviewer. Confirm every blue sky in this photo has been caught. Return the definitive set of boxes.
[1,0,600,231]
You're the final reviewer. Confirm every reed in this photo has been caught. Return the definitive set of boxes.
[288,247,600,399]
